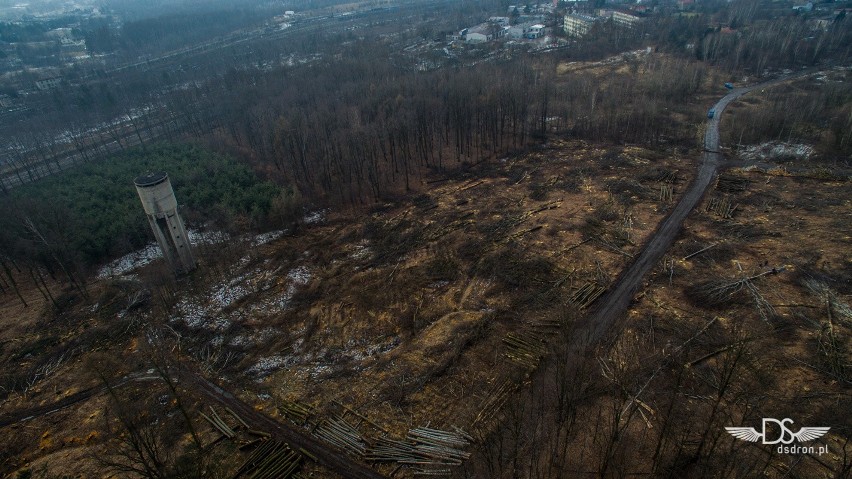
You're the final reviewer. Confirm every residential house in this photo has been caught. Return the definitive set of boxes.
[506,22,541,39]
[526,24,546,38]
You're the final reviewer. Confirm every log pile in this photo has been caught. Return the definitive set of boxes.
[366,426,472,474]
[313,415,367,457]
[502,331,548,369]
[659,184,674,203]
[706,195,738,219]
[656,169,679,184]
[278,399,314,424]
[716,174,749,193]
[232,439,304,479]
[569,282,606,309]
[472,379,513,426]
[201,406,236,439]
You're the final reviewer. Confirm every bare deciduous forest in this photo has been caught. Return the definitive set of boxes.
[0,0,850,477]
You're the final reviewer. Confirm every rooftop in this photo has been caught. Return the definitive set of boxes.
[134,171,168,187]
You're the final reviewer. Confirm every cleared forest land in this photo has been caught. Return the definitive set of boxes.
[0,63,850,479]
[1,139,697,477]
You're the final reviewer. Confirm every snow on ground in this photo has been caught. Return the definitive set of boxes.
[349,240,372,261]
[738,142,814,162]
[171,268,260,330]
[189,229,231,245]
[252,230,285,246]
[97,243,162,279]
[97,229,284,279]
[209,270,257,310]
[303,209,327,224]
[247,355,292,379]
[275,266,313,310]
[171,263,312,344]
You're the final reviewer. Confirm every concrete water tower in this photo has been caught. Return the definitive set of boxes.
[134,172,196,274]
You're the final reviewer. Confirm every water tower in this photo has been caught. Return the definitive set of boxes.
[134,172,196,274]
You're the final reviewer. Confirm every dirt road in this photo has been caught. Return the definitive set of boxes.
[178,366,388,479]
[575,77,797,348]
[0,365,387,479]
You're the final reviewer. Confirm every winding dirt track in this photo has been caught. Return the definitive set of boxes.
[576,76,796,348]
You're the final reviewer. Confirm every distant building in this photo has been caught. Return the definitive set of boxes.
[465,23,502,42]
[466,32,489,43]
[488,16,510,26]
[527,24,546,38]
[565,0,594,14]
[35,77,61,90]
[564,14,596,37]
[612,10,645,27]
[506,22,542,39]
[809,16,833,29]
[46,28,74,41]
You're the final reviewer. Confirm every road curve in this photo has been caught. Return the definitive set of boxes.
[575,77,793,348]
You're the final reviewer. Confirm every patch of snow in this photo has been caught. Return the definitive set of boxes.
[288,266,312,285]
[97,229,231,279]
[209,271,256,310]
[308,364,333,380]
[172,299,208,328]
[738,142,814,162]
[228,335,253,348]
[247,355,295,379]
[350,241,372,261]
[188,229,231,245]
[252,230,285,246]
[303,209,327,224]
[97,243,162,279]
[277,266,312,309]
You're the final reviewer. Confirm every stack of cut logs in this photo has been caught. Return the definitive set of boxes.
[314,415,367,457]
[232,439,305,479]
[278,399,314,424]
[569,282,606,309]
[502,331,548,369]
[366,426,472,475]
[706,195,738,219]
[716,175,749,192]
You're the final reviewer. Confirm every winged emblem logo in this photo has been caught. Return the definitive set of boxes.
[726,418,830,445]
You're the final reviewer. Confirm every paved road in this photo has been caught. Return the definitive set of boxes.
[575,77,795,348]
